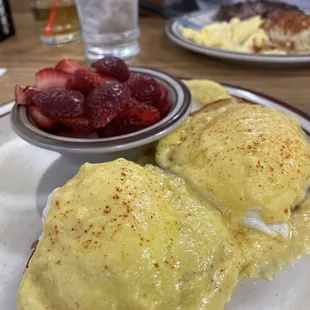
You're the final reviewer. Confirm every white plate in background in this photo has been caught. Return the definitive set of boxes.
[165,9,310,67]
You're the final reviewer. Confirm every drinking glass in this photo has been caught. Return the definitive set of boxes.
[30,0,81,45]
[74,0,140,61]
[0,0,15,42]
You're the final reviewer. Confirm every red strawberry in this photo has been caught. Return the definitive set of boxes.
[127,73,161,106]
[153,84,172,118]
[98,75,120,83]
[15,85,40,106]
[86,83,130,128]
[121,99,160,122]
[60,117,95,134]
[36,68,72,90]
[66,68,114,94]
[153,97,172,118]
[56,129,96,138]
[15,84,26,105]
[28,106,59,130]
[91,56,130,82]
[56,129,80,138]
[158,83,169,101]
[32,89,85,119]
[55,59,82,74]
[98,100,160,137]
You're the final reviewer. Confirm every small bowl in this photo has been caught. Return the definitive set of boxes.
[11,67,191,163]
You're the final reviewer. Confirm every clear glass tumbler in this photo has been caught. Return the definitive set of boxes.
[30,0,81,45]
[74,0,140,61]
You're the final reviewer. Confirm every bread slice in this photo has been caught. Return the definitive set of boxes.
[191,96,255,116]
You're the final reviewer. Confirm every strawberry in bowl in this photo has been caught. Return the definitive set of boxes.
[11,57,191,162]
[14,57,173,138]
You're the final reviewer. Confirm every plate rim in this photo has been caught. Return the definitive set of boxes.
[222,82,310,122]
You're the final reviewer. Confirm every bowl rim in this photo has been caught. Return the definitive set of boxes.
[11,67,191,154]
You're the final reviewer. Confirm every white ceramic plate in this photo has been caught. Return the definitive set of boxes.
[1,85,310,310]
[165,9,310,67]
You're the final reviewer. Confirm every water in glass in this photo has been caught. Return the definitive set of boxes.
[75,0,140,61]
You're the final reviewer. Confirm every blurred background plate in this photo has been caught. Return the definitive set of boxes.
[165,9,310,67]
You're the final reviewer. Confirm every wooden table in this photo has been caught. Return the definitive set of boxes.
[0,12,309,115]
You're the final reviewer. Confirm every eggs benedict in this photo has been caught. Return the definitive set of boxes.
[156,99,310,278]
[17,159,242,310]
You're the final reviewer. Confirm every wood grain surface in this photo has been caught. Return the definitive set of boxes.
[0,12,309,115]
[9,0,29,13]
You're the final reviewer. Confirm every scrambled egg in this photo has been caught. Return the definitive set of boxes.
[156,100,310,278]
[17,159,242,310]
[181,16,279,54]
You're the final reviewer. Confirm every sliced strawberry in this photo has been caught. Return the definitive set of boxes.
[121,99,161,122]
[66,68,112,94]
[28,106,59,130]
[86,83,130,128]
[32,89,85,119]
[15,84,27,105]
[153,98,172,118]
[98,100,160,137]
[60,117,95,134]
[91,56,130,82]
[153,83,172,117]
[158,83,169,101]
[55,59,82,74]
[97,75,120,84]
[56,129,80,138]
[15,84,41,106]
[127,73,161,106]
[56,128,96,138]
[36,68,72,91]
